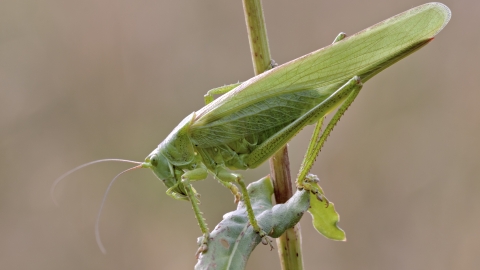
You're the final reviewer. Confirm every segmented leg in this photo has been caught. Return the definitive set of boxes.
[165,167,208,201]
[204,83,242,105]
[216,168,273,249]
[217,179,242,204]
[297,76,362,189]
[165,167,211,257]
[295,35,348,190]
[246,76,363,169]
[166,183,189,201]
[180,177,210,258]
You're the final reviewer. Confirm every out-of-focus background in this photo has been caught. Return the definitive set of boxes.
[1,0,478,269]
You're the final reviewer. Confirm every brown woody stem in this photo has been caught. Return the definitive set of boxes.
[242,1,304,269]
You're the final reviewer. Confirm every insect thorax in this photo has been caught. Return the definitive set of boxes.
[159,112,197,166]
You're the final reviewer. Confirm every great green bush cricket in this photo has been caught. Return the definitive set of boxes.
[52,3,450,255]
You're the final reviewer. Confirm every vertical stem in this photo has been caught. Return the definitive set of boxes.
[270,148,304,270]
[242,0,271,74]
[242,1,304,269]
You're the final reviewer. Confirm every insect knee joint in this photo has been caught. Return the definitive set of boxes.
[234,175,243,184]
[181,177,189,185]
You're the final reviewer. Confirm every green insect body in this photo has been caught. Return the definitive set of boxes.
[140,3,450,254]
[52,3,450,256]
[145,78,360,194]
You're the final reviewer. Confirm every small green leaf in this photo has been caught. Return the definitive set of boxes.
[307,181,345,241]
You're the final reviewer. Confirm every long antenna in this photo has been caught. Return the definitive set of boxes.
[95,164,143,254]
[51,159,142,205]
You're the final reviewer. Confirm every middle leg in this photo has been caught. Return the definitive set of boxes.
[216,168,273,248]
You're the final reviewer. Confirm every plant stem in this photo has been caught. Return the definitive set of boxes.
[242,0,271,74]
[242,1,304,269]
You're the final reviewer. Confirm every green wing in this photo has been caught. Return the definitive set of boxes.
[189,3,450,147]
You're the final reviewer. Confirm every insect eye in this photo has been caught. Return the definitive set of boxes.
[151,156,158,167]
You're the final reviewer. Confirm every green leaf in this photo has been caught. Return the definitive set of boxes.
[307,180,346,241]
[195,176,310,270]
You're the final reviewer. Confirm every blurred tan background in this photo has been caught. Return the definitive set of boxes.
[1,0,478,269]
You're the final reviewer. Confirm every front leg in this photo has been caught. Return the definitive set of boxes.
[165,183,189,201]
[179,168,210,257]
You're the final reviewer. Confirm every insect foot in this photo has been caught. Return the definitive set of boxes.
[298,174,330,207]
[258,229,274,251]
[234,191,242,204]
[195,233,210,259]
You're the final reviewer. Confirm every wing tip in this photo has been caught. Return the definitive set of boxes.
[424,2,452,37]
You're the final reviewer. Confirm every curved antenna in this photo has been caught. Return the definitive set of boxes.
[95,164,143,254]
[51,159,142,206]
